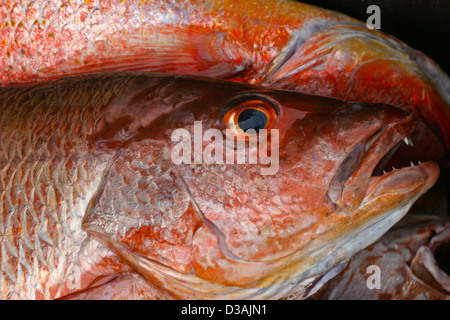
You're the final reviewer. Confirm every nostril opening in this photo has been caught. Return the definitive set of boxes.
[434,241,450,276]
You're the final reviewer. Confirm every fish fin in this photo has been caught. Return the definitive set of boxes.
[38,27,247,82]
[58,273,174,300]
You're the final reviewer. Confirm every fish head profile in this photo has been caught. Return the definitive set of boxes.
[79,73,439,299]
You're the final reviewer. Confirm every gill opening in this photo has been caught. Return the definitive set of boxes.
[258,20,363,83]
[82,150,122,227]
[171,169,262,264]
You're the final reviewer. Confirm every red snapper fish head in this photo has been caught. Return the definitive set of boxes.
[81,73,439,299]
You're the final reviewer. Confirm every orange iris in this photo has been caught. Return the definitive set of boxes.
[222,97,278,141]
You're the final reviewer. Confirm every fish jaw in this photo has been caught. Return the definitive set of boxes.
[306,162,440,296]
[183,101,438,297]
[73,73,439,299]
[331,162,440,267]
[187,151,439,299]
[185,165,440,300]
[327,112,417,211]
[260,24,450,168]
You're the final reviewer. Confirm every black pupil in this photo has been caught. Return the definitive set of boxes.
[237,108,268,133]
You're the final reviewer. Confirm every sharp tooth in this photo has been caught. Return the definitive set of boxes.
[408,137,414,146]
[403,137,409,145]
[410,161,415,167]
[418,161,422,164]
[383,170,387,174]
[392,166,396,171]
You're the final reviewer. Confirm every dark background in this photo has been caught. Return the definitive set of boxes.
[299,0,450,75]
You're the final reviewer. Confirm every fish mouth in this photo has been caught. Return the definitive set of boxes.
[271,113,441,299]
[327,113,438,210]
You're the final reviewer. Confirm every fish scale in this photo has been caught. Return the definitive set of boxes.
[1,0,449,171]
[0,71,441,299]
[0,74,139,299]
[0,0,344,85]
[82,138,200,274]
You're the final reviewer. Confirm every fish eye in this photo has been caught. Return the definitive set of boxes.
[222,96,277,139]
[238,108,268,133]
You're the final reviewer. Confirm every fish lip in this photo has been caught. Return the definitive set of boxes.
[327,113,417,209]
[363,161,440,203]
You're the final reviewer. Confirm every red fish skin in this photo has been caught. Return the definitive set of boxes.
[0,0,448,300]
[0,74,122,299]
[0,73,192,299]
[310,216,450,300]
[0,72,439,299]
[260,25,450,168]
[0,0,354,85]
[1,0,448,169]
